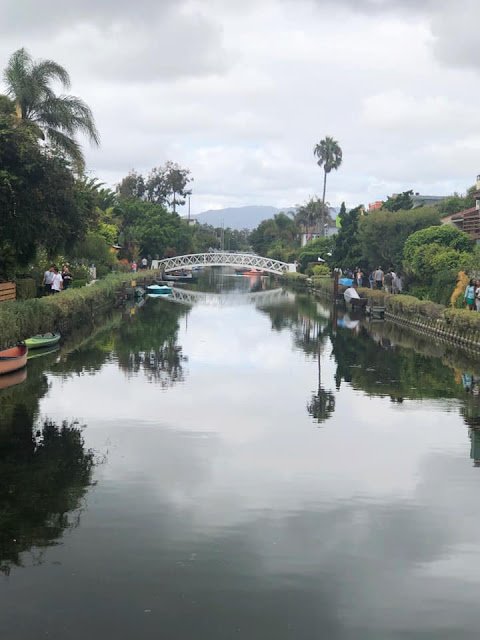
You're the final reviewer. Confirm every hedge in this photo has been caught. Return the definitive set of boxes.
[0,271,157,349]
[15,278,38,300]
[279,272,309,289]
[385,294,444,320]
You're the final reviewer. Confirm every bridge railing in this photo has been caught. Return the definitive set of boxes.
[154,252,291,275]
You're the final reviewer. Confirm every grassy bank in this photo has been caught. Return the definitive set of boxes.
[0,271,156,349]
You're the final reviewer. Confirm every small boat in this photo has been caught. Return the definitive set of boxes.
[147,293,172,299]
[146,284,172,295]
[163,273,195,282]
[0,344,28,375]
[25,332,61,350]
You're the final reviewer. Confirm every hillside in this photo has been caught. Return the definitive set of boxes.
[188,206,294,230]
[186,205,339,230]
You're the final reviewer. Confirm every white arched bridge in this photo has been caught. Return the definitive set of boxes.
[153,252,294,275]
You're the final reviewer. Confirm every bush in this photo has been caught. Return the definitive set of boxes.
[444,308,480,332]
[386,294,444,320]
[279,272,308,289]
[71,279,88,289]
[15,278,38,300]
[311,264,330,276]
[429,269,458,306]
[0,271,157,349]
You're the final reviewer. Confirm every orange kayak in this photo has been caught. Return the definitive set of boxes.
[0,344,28,375]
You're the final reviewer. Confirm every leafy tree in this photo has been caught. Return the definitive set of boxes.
[0,113,98,274]
[295,197,332,233]
[382,190,413,212]
[250,213,298,257]
[313,136,342,204]
[332,203,365,268]
[358,206,440,270]
[403,225,473,265]
[436,186,476,216]
[131,202,193,258]
[117,171,146,201]
[145,162,192,212]
[3,48,99,171]
[298,236,334,272]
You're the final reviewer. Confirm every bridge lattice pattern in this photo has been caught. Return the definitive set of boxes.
[167,287,294,307]
[156,253,290,275]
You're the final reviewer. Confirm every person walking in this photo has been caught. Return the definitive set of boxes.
[384,269,393,294]
[373,266,384,290]
[131,261,137,273]
[368,271,374,289]
[141,257,148,270]
[51,267,63,294]
[42,265,55,296]
[465,278,476,310]
[62,265,73,290]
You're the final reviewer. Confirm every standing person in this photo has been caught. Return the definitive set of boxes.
[356,269,364,287]
[394,272,403,294]
[51,267,63,294]
[131,261,137,273]
[62,265,73,290]
[373,266,384,290]
[475,280,480,311]
[141,257,148,270]
[384,269,393,294]
[465,278,476,310]
[368,271,374,289]
[42,265,55,296]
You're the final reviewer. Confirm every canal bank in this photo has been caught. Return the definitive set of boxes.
[0,271,158,350]
[280,272,480,353]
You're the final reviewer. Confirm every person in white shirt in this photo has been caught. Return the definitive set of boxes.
[344,286,360,303]
[42,265,55,295]
[51,267,63,294]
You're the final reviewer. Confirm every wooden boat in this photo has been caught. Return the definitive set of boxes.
[146,284,172,295]
[163,273,196,282]
[25,332,61,350]
[0,344,28,375]
[0,367,27,391]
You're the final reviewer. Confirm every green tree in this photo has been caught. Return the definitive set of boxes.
[250,213,298,257]
[145,162,192,212]
[117,171,146,201]
[295,197,332,234]
[313,136,342,204]
[436,186,476,216]
[3,48,99,171]
[332,203,364,268]
[130,202,194,258]
[382,190,413,212]
[298,236,334,272]
[358,206,440,270]
[403,225,473,266]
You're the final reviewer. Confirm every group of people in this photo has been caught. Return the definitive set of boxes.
[131,258,149,273]
[343,266,403,294]
[42,264,73,295]
[464,279,480,311]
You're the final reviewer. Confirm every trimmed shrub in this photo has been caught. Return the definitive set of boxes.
[444,308,480,332]
[279,272,308,289]
[15,278,38,300]
[386,294,444,320]
[311,264,330,276]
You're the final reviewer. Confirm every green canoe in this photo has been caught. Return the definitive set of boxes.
[25,332,61,350]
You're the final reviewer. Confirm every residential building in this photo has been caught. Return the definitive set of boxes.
[368,201,382,211]
[441,175,480,241]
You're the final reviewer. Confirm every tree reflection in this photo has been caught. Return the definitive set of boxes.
[114,300,188,387]
[0,408,95,575]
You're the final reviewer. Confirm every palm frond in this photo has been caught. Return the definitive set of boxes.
[31,59,70,90]
[46,127,85,172]
[40,95,100,146]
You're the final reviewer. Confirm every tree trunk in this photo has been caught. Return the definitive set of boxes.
[322,170,327,204]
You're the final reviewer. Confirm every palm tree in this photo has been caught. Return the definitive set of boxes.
[313,136,342,205]
[3,48,99,170]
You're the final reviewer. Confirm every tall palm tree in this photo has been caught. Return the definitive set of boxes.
[313,136,342,205]
[3,48,99,170]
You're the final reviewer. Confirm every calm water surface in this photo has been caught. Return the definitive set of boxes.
[2,275,480,639]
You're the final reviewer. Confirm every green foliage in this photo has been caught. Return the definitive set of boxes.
[443,308,480,332]
[0,271,156,348]
[332,203,365,268]
[298,236,334,272]
[295,197,332,231]
[279,272,308,289]
[358,206,440,270]
[385,294,445,320]
[382,190,413,212]
[312,264,330,276]
[429,270,459,306]
[0,113,98,275]
[3,48,99,171]
[403,225,473,265]
[436,186,476,216]
[250,213,298,256]
[72,233,116,271]
[15,278,38,300]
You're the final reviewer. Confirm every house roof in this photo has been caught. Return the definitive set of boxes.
[441,206,477,222]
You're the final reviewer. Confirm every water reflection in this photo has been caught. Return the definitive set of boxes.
[0,412,95,575]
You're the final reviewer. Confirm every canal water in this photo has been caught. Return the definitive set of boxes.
[2,275,480,639]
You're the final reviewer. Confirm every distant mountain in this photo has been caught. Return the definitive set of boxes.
[188,205,295,230]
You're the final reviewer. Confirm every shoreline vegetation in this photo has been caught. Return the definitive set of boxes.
[0,271,156,350]
[279,272,480,350]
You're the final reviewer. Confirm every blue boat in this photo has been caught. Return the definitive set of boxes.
[146,284,172,295]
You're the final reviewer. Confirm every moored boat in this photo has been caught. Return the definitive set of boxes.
[25,332,61,350]
[0,344,28,375]
[146,284,172,295]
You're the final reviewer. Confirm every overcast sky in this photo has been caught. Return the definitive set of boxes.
[1,0,479,214]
